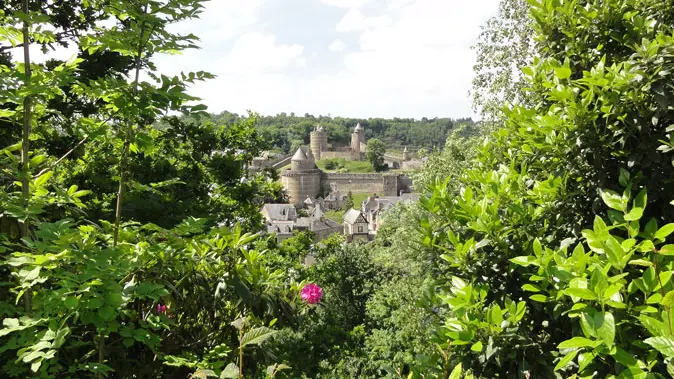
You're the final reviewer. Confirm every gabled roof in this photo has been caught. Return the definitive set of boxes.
[266,221,295,235]
[312,203,324,219]
[261,204,297,221]
[292,148,307,161]
[344,208,367,224]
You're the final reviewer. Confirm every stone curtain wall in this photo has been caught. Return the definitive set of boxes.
[320,151,361,160]
[321,173,410,196]
[323,173,385,194]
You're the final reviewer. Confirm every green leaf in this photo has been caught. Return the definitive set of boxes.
[240,327,276,347]
[522,284,541,292]
[555,67,571,80]
[98,306,116,321]
[533,238,542,256]
[662,290,674,307]
[655,224,674,240]
[530,294,548,302]
[34,171,53,188]
[448,363,462,379]
[624,207,644,221]
[596,312,615,347]
[565,288,597,300]
[660,245,674,255]
[555,350,578,371]
[220,363,239,379]
[471,341,483,352]
[558,337,597,349]
[489,304,503,325]
[191,369,218,378]
[644,336,674,357]
[510,256,536,266]
[605,236,626,269]
[578,352,594,371]
[601,189,626,211]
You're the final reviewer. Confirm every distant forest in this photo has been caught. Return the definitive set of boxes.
[205,111,476,154]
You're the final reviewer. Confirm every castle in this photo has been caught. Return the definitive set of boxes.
[309,123,366,161]
[281,123,413,207]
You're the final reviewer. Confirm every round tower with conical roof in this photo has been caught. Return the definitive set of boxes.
[282,147,322,207]
[310,124,328,160]
[351,122,365,155]
[402,146,410,161]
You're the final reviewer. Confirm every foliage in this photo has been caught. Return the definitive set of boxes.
[471,0,535,123]
[413,0,674,377]
[316,158,374,173]
[413,122,485,192]
[204,112,474,154]
[366,138,387,172]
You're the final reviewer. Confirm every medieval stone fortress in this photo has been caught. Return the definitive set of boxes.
[281,123,415,208]
[259,123,422,243]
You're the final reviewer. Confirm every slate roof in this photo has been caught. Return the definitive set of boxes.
[344,208,367,224]
[261,204,297,221]
[292,148,307,161]
[267,221,295,235]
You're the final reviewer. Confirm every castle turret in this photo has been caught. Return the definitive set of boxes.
[351,122,365,154]
[310,125,328,160]
[282,147,322,207]
[402,146,410,161]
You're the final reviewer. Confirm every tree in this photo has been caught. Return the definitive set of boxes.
[471,0,536,124]
[343,191,354,211]
[416,0,674,376]
[366,138,386,171]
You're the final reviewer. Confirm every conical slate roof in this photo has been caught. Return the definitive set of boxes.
[292,148,307,161]
[355,122,363,132]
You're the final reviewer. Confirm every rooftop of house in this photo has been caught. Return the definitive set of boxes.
[266,221,295,235]
[261,204,297,221]
[344,208,367,224]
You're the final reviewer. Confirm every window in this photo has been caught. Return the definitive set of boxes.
[358,226,363,233]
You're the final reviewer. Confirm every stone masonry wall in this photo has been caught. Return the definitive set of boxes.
[320,151,360,160]
[322,173,385,195]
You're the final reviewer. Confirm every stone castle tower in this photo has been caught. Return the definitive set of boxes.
[402,146,410,161]
[281,147,322,207]
[351,122,365,154]
[310,125,328,160]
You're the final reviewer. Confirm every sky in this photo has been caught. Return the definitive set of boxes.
[152,0,501,119]
[17,0,501,119]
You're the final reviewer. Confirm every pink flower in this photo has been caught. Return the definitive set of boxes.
[156,304,167,314]
[300,283,323,304]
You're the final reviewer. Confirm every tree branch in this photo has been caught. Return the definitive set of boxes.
[32,135,88,179]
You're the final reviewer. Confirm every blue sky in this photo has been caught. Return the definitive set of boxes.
[154,0,501,119]
[21,0,501,119]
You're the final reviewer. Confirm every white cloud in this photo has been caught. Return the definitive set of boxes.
[218,33,304,74]
[320,0,373,9]
[309,0,501,118]
[336,9,392,33]
[328,39,347,52]
[185,0,501,118]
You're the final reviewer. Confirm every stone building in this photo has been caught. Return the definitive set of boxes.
[402,146,410,161]
[343,208,369,242]
[309,123,366,161]
[281,122,415,207]
[281,147,322,208]
[261,202,341,243]
[310,125,328,160]
[351,122,365,154]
